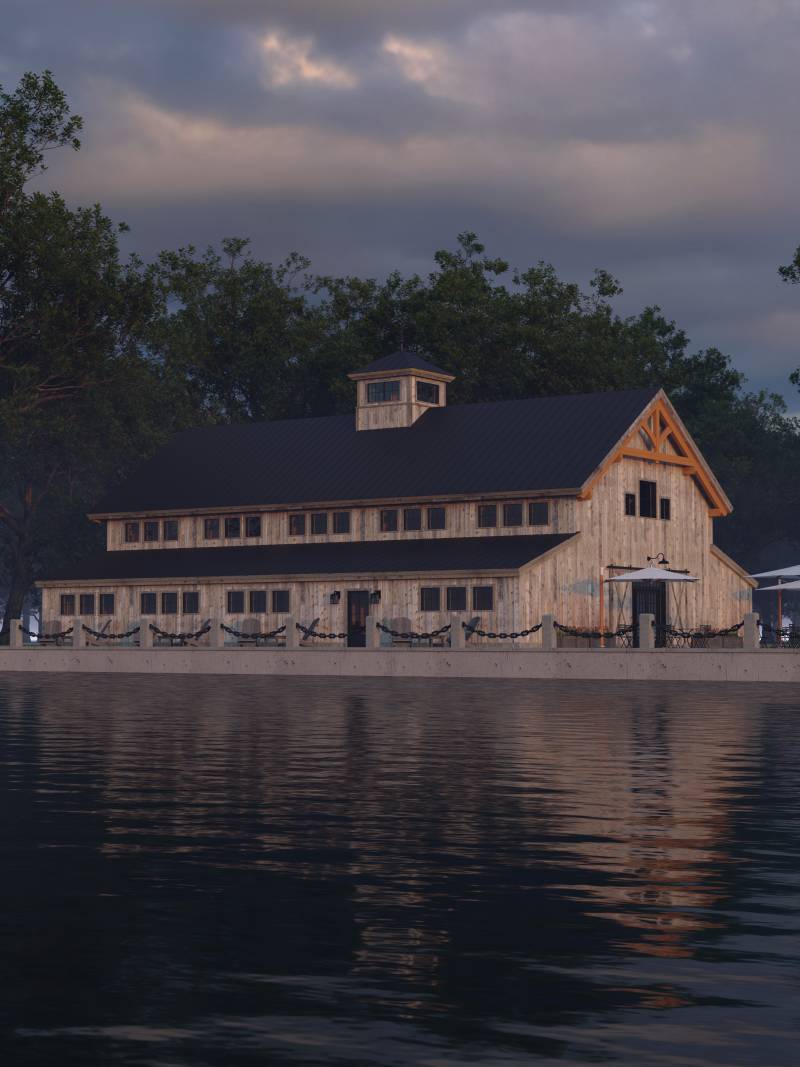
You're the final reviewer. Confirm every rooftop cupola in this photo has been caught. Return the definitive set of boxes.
[348,351,455,431]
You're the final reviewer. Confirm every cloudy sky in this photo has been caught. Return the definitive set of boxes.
[3,0,800,403]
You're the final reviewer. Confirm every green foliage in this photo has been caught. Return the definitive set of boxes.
[779,244,800,390]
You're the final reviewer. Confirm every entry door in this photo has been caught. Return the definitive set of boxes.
[632,581,667,647]
[347,591,370,647]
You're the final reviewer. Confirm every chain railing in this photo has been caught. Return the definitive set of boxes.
[377,622,451,642]
[463,621,542,640]
[296,622,352,640]
[150,621,212,644]
[82,623,141,641]
[19,623,74,643]
[221,623,287,642]
[554,622,634,646]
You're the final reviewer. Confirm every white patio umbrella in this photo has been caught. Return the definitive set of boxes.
[750,564,800,578]
[755,579,800,591]
[606,566,698,582]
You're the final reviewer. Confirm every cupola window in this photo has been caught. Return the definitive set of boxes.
[367,380,400,403]
[416,381,439,404]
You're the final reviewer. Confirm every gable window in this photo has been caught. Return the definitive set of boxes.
[311,512,328,535]
[472,586,494,611]
[99,593,115,615]
[420,587,441,611]
[163,519,179,541]
[367,380,400,403]
[245,516,262,538]
[639,480,657,519]
[478,504,497,528]
[289,514,306,536]
[224,517,241,539]
[380,509,398,532]
[182,592,199,614]
[333,511,350,534]
[447,586,467,611]
[226,590,244,614]
[624,493,637,517]
[204,517,220,539]
[660,497,671,521]
[124,522,140,543]
[272,590,290,613]
[249,591,267,614]
[427,507,446,530]
[144,521,159,542]
[60,594,75,616]
[140,592,157,615]
[416,380,439,404]
[503,503,523,527]
[161,591,178,615]
[404,508,422,531]
[79,593,95,616]
[529,502,549,526]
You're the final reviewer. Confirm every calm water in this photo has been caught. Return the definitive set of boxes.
[1,675,799,1066]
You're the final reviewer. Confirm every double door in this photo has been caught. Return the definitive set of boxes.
[632,581,667,647]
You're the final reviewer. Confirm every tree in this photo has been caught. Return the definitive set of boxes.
[779,245,800,390]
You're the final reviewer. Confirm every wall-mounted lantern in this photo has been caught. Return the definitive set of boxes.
[330,590,341,605]
[646,553,670,566]
[370,590,381,604]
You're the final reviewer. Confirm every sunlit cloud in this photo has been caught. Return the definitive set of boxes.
[259,30,357,90]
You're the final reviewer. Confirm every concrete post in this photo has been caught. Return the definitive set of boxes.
[73,618,86,649]
[10,619,23,648]
[743,612,760,651]
[365,614,380,649]
[206,618,222,649]
[450,614,465,650]
[541,614,556,651]
[638,613,655,651]
[285,616,299,650]
[139,618,153,649]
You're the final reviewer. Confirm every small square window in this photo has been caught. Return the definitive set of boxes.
[162,591,178,615]
[472,586,494,611]
[404,508,422,531]
[420,587,441,611]
[367,380,400,403]
[427,507,446,530]
[124,522,140,543]
[227,590,244,614]
[143,521,159,542]
[289,514,306,536]
[624,493,636,517]
[446,586,467,611]
[311,513,328,535]
[245,516,262,538]
[60,594,75,616]
[639,480,657,519]
[182,592,199,614]
[250,591,267,614]
[333,511,350,534]
[529,502,549,526]
[99,593,115,615]
[660,497,671,521]
[503,503,523,527]
[163,519,179,541]
[380,509,398,532]
[416,380,439,404]
[477,504,497,528]
[204,517,220,539]
[79,593,95,616]
[224,517,241,539]
[140,592,156,615]
[272,590,290,613]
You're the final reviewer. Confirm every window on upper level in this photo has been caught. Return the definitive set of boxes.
[245,516,262,538]
[639,480,657,519]
[124,522,140,543]
[60,594,75,616]
[79,593,95,616]
[272,590,290,613]
[427,507,446,530]
[204,517,220,539]
[140,592,156,615]
[503,503,523,527]
[311,513,328,535]
[367,380,400,403]
[404,508,421,531]
[289,514,306,536]
[380,509,398,532]
[182,592,199,614]
[416,380,439,404]
[447,586,467,611]
[624,493,637,516]
[333,511,350,534]
[249,591,267,614]
[144,521,159,542]
[660,497,671,521]
[226,590,244,614]
[529,502,549,526]
[472,586,494,611]
[99,594,115,615]
[162,592,178,615]
[420,587,441,611]
[478,504,497,528]
[225,517,241,539]
[163,519,179,541]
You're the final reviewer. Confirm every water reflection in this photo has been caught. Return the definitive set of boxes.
[0,674,798,1065]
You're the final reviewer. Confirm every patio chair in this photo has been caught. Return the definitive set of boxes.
[237,617,261,647]
[36,620,71,647]
[390,617,413,647]
[378,617,393,648]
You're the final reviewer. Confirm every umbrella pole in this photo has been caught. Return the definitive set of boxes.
[778,582,782,640]
[599,573,605,648]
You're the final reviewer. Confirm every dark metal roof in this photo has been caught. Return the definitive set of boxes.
[41,534,576,583]
[356,351,451,376]
[94,387,660,515]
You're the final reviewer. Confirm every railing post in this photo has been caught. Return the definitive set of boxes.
[450,614,465,650]
[638,613,655,651]
[285,616,299,650]
[365,614,380,649]
[139,618,153,649]
[73,618,86,649]
[10,619,23,648]
[541,614,556,651]
[743,612,760,651]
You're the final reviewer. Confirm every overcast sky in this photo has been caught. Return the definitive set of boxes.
[3,0,799,404]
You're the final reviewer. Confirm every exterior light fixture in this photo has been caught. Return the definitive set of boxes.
[369,590,381,604]
[647,553,670,566]
[330,591,341,604]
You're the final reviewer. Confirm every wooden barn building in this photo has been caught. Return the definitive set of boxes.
[39,353,754,644]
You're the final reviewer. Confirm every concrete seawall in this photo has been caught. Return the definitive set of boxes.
[2,647,799,683]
